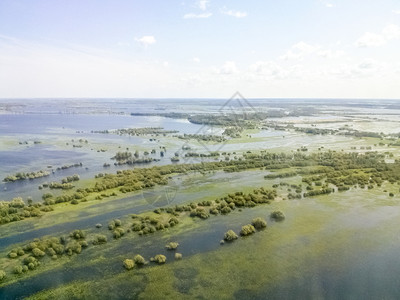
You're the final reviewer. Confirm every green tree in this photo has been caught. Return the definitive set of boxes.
[224,230,238,241]
[123,259,135,270]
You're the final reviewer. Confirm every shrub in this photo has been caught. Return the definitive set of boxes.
[70,229,85,240]
[252,217,267,230]
[32,248,45,257]
[14,266,23,274]
[151,254,166,264]
[174,253,183,260]
[113,227,125,239]
[224,230,238,241]
[270,210,285,221]
[0,270,6,281]
[123,259,135,270]
[169,217,179,226]
[8,252,18,259]
[134,254,146,265]
[240,224,256,236]
[92,235,107,245]
[165,242,179,250]
[23,256,37,265]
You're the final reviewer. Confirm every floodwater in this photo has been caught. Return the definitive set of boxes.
[1,99,400,299]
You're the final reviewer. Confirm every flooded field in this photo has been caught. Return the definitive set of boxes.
[1,98,400,299]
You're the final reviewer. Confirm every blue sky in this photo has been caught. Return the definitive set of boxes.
[0,0,400,98]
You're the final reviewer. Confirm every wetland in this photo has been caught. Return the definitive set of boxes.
[1,98,400,299]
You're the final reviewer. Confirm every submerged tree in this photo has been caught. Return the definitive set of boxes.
[252,217,267,230]
[270,210,285,221]
[223,230,238,241]
[123,259,135,270]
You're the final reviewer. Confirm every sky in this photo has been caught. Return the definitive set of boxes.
[0,0,400,99]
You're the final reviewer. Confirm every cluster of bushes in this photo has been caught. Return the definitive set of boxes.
[61,174,80,183]
[0,198,50,225]
[3,170,50,182]
[223,126,243,138]
[7,230,89,276]
[176,133,226,143]
[223,217,267,242]
[131,214,179,236]
[108,219,126,239]
[303,188,334,197]
[265,171,297,179]
[184,152,220,158]
[113,127,178,136]
[55,163,82,171]
[46,182,74,190]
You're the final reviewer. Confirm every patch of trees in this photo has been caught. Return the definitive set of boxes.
[56,163,83,171]
[0,198,51,225]
[184,152,220,158]
[223,126,243,138]
[3,170,50,182]
[176,133,226,143]
[7,231,89,275]
[131,214,179,236]
[111,151,159,165]
[96,127,179,136]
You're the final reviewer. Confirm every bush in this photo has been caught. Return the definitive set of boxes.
[270,210,285,221]
[32,248,45,257]
[0,270,5,281]
[224,230,238,241]
[70,229,85,240]
[92,235,107,245]
[14,266,23,274]
[113,227,125,239]
[8,252,18,259]
[134,254,146,265]
[252,217,267,230]
[174,253,183,260]
[123,259,135,270]
[240,224,256,236]
[151,254,166,264]
[165,242,179,250]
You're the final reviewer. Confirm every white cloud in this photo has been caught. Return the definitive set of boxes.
[163,61,169,67]
[329,59,385,79]
[280,41,320,60]
[355,24,400,48]
[196,0,209,11]
[183,12,212,19]
[222,10,248,18]
[215,61,238,75]
[193,57,200,63]
[393,10,400,14]
[355,32,386,47]
[319,0,334,8]
[382,24,400,40]
[135,35,156,47]
[249,61,288,79]
[317,49,345,59]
